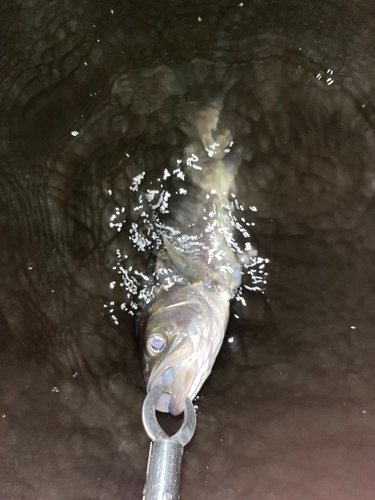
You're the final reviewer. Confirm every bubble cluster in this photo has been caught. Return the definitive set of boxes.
[102,146,268,321]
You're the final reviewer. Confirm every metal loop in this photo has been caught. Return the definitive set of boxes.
[142,385,196,447]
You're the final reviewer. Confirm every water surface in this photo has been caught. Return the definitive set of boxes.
[0,1,374,498]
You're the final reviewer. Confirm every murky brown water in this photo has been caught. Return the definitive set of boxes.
[0,0,374,499]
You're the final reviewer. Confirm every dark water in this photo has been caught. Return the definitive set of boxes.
[1,1,375,499]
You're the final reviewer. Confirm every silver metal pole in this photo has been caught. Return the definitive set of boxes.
[142,385,196,500]
[143,439,183,500]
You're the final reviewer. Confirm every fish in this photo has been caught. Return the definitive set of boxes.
[137,104,245,416]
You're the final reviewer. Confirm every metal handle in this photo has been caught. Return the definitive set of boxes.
[143,439,183,500]
[142,385,197,500]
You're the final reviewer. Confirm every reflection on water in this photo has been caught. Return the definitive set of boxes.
[104,138,267,319]
[88,62,272,324]
[1,0,375,499]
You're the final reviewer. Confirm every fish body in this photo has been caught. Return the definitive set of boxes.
[138,105,243,415]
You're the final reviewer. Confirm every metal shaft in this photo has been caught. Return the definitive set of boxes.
[143,438,184,500]
[142,385,197,500]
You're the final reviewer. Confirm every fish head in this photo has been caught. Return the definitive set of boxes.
[141,284,228,416]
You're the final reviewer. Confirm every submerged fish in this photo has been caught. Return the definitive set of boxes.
[138,105,246,415]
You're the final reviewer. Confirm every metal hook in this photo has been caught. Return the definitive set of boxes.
[142,385,196,447]
[141,386,197,499]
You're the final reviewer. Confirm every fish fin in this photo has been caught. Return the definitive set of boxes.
[163,236,206,283]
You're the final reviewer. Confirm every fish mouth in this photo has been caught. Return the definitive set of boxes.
[147,359,199,416]
[146,337,199,416]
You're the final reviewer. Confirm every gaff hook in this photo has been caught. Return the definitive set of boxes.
[142,385,197,500]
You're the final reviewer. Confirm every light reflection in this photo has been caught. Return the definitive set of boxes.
[130,172,145,192]
[316,68,335,86]
[104,134,268,322]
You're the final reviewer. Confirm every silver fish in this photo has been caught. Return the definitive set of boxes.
[138,105,245,415]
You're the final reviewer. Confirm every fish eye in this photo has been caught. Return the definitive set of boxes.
[146,333,167,356]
